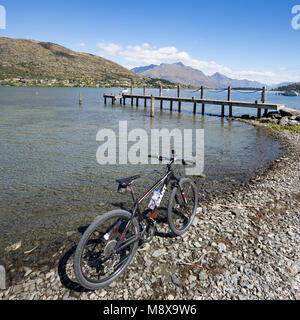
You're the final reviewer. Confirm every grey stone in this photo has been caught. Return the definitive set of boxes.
[171,275,182,286]
[289,120,299,126]
[280,107,300,117]
[199,272,208,281]
[189,275,197,283]
[218,243,227,253]
[152,249,166,258]
[279,117,289,127]
[67,231,77,237]
[231,208,241,218]
[255,248,262,255]
[12,284,23,294]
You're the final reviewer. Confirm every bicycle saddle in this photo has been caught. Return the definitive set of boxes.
[116,175,141,186]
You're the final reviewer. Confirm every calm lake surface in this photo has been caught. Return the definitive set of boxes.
[0,86,291,255]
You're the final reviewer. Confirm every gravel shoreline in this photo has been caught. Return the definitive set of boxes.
[1,123,299,301]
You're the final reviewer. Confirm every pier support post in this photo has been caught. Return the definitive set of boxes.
[201,86,205,115]
[193,97,197,115]
[228,86,232,117]
[264,109,268,117]
[170,100,173,112]
[79,93,82,105]
[257,108,261,119]
[143,85,147,107]
[150,95,155,118]
[123,97,126,105]
[262,86,266,104]
[160,85,163,109]
[131,97,134,106]
[136,97,139,107]
[221,105,225,117]
[177,84,181,98]
[177,84,181,112]
[104,95,107,104]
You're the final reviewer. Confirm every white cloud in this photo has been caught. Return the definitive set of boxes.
[96,41,300,85]
[97,42,123,56]
[78,42,86,47]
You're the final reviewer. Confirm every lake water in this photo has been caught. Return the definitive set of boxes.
[0,86,291,258]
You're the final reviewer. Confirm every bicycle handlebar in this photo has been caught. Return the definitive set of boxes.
[148,155,196,166]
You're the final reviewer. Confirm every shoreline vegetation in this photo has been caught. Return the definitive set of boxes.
[0,108,299,300]
[0,78,190,89]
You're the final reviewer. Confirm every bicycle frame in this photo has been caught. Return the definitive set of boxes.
[115,165,181,252]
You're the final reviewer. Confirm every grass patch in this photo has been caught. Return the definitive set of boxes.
[266,123,300,134]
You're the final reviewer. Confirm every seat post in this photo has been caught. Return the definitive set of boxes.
[130,184,137,203]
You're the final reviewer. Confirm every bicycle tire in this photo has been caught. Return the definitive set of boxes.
[74,210,140,290]
[167,178,198,236]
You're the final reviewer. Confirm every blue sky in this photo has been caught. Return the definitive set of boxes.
[0,0,300,84]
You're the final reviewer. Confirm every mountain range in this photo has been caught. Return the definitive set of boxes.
[132,63,291,90]
[132,63,265,89]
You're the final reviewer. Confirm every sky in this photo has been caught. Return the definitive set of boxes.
[0,0,300,84]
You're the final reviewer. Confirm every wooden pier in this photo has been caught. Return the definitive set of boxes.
[104,86,285,118]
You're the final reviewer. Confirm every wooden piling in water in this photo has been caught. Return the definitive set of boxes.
[79,92,82,105]
[159,85,163,109]
[170,100,173,112]
[177,84,181,98]
[150,95,155,118]
[136,97,139,107]
[228,86,232,117]
[257,108,261,118]
[178,85,182,113]
[262,87,266,104]
[221,105,225,117]
[193,97,197,115]
[259,87,266,118]
[201,86,205,115]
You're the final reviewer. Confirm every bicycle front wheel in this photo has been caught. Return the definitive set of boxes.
[168,178,198,236]
[74,210,140,290]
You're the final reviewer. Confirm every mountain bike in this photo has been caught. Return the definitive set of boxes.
[74,151,199,290]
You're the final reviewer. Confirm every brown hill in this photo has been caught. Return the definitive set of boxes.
[0,37,141,82]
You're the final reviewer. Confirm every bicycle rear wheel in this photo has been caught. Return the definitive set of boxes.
[74,210,140,290]
[168,178,198,236]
